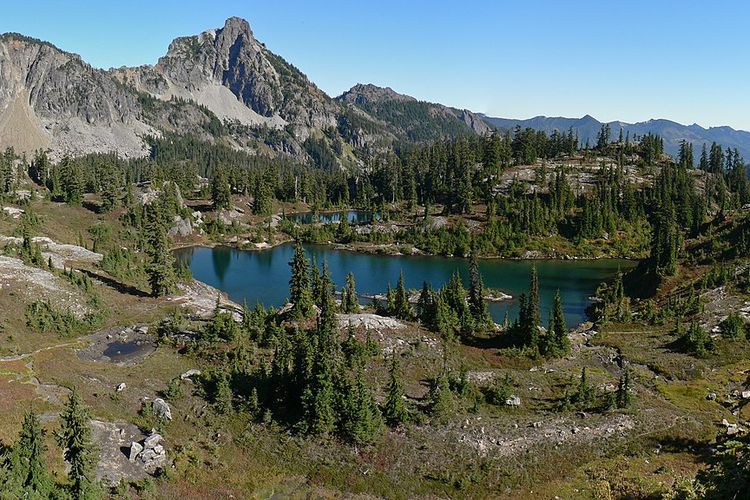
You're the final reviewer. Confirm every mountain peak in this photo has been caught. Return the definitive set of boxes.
[338,84,416,105]
[220,16,254,40]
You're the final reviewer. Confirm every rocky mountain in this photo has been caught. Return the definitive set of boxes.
[1,17,748,165]
[337,83,491,142]
[111,17,337,137]
[483,114,750,160]
[0,33,154,159]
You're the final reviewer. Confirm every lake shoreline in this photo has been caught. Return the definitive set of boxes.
[173,238,642,263]
[175,244,635,329]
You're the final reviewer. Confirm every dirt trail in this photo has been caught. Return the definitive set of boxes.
[0,340,80,362]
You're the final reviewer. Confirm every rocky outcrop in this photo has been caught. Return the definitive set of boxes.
[127,431,167,472]
[0,34,153,158]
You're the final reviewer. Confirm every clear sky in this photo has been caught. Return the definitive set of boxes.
[2,1,748,130]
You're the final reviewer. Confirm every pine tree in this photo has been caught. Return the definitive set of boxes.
[9,409,52,497]
[468,250,490,329]
[214,371,234,414]
[252,172,273,215]
[417,282,439,330]
[383,357,408,426]
[302,264,338,436]
[616,368,632,408]
[650,206,681,277]
[528,264,540,332]
[548,289,569,356]
[342,364,383,445]
[341,272,360,313]
[211,165,232,210]
[428,372,454,422]
[288,241,313,318]
[574,367,594,407]
[56,390,98,500]
[144,206,177,297]
[393,270,412,320]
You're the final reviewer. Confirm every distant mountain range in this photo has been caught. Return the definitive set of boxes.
[0,16,747,165]
[482,115,750,161]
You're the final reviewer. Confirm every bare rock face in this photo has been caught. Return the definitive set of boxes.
[0,34,153,158]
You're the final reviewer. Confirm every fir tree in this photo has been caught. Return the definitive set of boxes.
[383,357,408,426]
[56,390,98,500]
[546,289,569,356]
[341,364,383,445]
[616,368,632,409]
[144,206,177,297]
[428,372,454,422]
[467,250,490,329]
[393,270,413,320]
[8,409,52,497]
[211,165,232,210]
[341,272,360,313]
[288,241,313,318]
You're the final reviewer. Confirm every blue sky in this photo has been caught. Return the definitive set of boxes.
[2,1,749,129]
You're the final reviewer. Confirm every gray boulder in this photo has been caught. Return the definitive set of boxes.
[152,398,172,421]
[128,441,143,462]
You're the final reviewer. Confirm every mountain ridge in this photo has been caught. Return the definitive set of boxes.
[0,17,748,163]
[482,114,750,159]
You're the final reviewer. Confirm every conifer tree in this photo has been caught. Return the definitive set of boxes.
[427,372,454,422]
[417,281,442,333]
[616,368,632,408]
[342,364,383,445]
[8,409,52,497]
[341,272,360,313]
[144,206,177,297]
[574,367,594,407]
[211,165,232,210]
[288,241,313,318]
[650,206,681,277]
[468,250,490,329]
[252,172,273,215]
[393,270,412,320]
[548,289,569,356]
[383,357,408,426]
[214,371,234,414]
[56,390,98,500]
[302,264,338,435]
[528,264,541,332]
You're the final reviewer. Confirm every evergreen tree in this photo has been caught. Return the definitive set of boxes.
[574,367,594,407]
[383,357,408,426]
[288,241,314,318]
[211,165,232,210]
[341,364,383,445]
[144,206,177,296]
[428,372,454,422]
[341,272,360,313]
[56,390,98,500]
[417,281,435,326]
[214,371,234,414]
[467,250,490,329]
[546,289,570,356]
[8,409,52,497]
[301,264,338,436]
[252,171,273,215]
[393,270,413,320]
[440,272,473,338]
[649,206,681,277]
[616,368,632,409]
